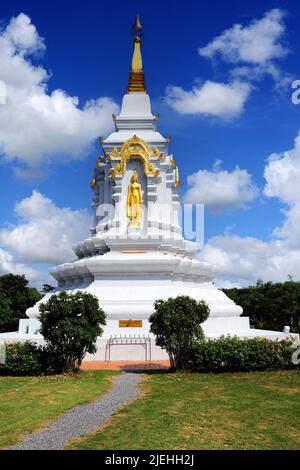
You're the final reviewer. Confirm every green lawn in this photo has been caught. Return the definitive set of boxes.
[68,370,300,450]
[0,370,118,449]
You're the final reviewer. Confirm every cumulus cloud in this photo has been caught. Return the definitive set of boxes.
[183,162,258,213]
[230,64,292,91]
[274,203,300,250]
[200,131,300,286]
[200,235,300,286]
[0,190,92,264]
[0,13,119,175]
[263,131,300,250]
[264,132,300,205]
[199,9,288,65]
[0,247,38,282]
[163,9,290,119]
[165,80,251,119]
[199,9,290,88]
[213,278,243,289]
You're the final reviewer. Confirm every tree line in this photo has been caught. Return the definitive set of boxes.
[223,279,300,333]
[0,273,299,334]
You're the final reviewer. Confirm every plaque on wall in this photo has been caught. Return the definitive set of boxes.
[119,320,143,328]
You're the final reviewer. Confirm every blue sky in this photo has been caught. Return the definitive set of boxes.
[0,0,300,287]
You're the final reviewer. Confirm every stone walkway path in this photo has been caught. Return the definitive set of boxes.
[10,372,143,450]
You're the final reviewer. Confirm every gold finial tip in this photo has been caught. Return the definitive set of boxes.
[133,14,143,36]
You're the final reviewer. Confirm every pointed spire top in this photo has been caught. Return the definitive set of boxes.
[132,14,143,38]
[127,14,146,93]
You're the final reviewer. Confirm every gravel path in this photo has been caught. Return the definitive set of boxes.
[10,372,143,450]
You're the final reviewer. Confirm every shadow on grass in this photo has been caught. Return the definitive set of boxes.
[118,363,172,374]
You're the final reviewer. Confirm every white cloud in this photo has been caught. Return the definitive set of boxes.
[165,80,252,119]
[4,12,45,54]
[230,63,292,90]
[200,131,300,285]
[0,247,38,282]
[0,13,119,175]
[264,132,300,205]
[183,163,258,213]
[164,9,290,119]
[199,9,288,65]
[165,80,251,119]
[199,9,290,89]
[213,278,242,289]
[263,131,300,250]
[200,234,300,285]
[274,203,300,250]
[0,190,92,264]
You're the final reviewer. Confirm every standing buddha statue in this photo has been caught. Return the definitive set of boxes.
[127,170,143,227]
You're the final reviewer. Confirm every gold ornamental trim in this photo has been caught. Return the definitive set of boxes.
[110,147,119,158]
[175,166,181,188]
[110,135,160,178]
[97,156,105,167]
[90,169,96,189]
[152,146,163,160]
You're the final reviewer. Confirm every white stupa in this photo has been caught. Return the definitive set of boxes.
[0,16,293,360]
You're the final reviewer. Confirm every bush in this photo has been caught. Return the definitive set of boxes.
[39,291,106,372]
[190,336,298,373]
[0,342,63,376]
[149,296,210,370]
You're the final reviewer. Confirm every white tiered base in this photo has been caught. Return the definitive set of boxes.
[0,251,297,360]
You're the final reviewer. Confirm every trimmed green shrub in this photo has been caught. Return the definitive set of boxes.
[0,342,63,376]
[39,291,106,372]
[149,296,210,370]
[190,336,298,372]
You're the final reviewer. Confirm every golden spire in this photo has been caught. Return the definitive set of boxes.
[127,14,146,93]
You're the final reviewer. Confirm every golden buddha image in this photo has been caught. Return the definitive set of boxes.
[127,170,143,227]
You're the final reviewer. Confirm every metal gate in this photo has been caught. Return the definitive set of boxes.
[105,334,152,362]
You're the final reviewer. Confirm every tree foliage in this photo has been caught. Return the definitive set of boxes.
[42,283,56,293]
[39,291,106,372]
[0,274,42,333]
[149,295,210,370]
[223,279,300,333]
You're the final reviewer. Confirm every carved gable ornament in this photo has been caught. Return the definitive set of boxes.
[110,135,160,178]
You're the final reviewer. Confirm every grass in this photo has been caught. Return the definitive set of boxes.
[68,370,300,450]
[0,370,119,449]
